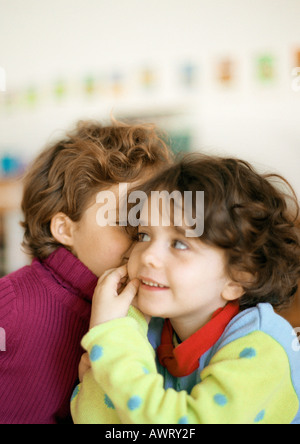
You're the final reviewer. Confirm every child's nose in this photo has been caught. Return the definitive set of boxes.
[141,243,164,269]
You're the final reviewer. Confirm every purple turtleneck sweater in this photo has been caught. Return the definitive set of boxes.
[0,247,98,424]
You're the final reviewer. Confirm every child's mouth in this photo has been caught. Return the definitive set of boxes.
[140,278,169,291]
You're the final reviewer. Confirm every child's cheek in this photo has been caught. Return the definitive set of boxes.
[127,249,139,281]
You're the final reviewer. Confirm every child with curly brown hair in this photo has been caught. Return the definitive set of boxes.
[72,153,300,424]
[0,119,172,424]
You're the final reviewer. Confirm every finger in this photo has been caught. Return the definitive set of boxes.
[78,353,91,382]
[98,264,128,285]
[81,352,90,366]
[117,276,129,293]
[97,265,124,284]
[119,278,140,304]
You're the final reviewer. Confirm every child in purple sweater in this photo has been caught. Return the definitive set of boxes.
[0,120,172,424]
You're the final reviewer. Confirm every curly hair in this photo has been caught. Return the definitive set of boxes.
[138,153,300,310]
[21,119,173,259]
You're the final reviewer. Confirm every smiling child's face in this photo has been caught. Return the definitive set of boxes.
[128,197,232,340]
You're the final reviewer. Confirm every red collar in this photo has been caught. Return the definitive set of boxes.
[157,302,240,377]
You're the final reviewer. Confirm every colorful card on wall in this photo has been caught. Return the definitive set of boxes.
[256,55,275,83]
[140,67,156,90]
[110,71,125,96]
[180,63,199,88]
[216,58,235,85]
[54,79,67,100]
[291,49,300,92]
[83,75,97,96]
[294,49,300,68]
[25,86,38,107]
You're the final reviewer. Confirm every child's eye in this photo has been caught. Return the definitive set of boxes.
[137,232,151,242]
[173,240,188,250]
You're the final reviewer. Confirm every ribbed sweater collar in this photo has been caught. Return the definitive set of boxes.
[39,247,98,303]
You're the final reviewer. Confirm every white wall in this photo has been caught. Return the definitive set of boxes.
[0,0,300,192]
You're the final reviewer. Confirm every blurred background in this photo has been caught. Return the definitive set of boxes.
[0,0,299,275]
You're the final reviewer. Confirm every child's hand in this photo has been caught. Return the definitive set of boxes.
[89,264,140,329]
[131,297,152,324]
[78,352,91,382]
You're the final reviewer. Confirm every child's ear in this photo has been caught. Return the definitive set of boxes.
[221,281,245,302]
[50,213,76,247]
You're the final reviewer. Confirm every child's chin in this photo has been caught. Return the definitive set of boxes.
[138,302,168,319]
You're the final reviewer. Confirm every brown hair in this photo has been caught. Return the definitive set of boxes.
[138,153,300,310]
[21,119,173,259]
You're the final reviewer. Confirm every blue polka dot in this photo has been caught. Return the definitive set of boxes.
[239,347,257,359]
[90,345,103,362]
[104,394,115,410]
[178,416,189,424]
[254,410,265,423]
[71,385,79,401]
[142,367,150,374]
[127,395,143,411]
[214,394,228,406]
